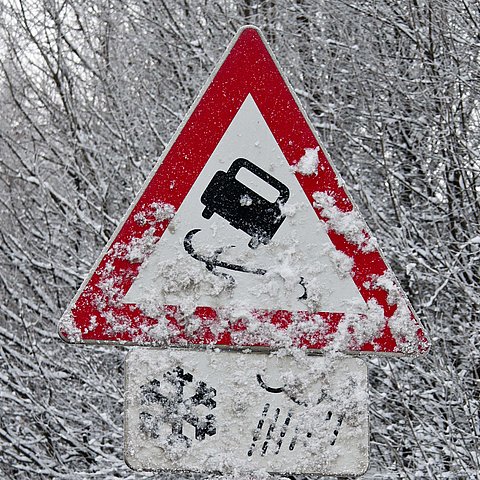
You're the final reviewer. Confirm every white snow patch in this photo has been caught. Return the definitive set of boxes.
[124,227,158,263]
[293,147,320,176]
[129,255,233,318]
[312,192,375,251]
[151,202,175,222]
[374,271,402,305]
[134,201,175,226]
[143,315,173,343]
[239,194,252,206]
[389,300,420,354]
[328,247,355,279]
[326,299,387,352]
[58,312,82,341]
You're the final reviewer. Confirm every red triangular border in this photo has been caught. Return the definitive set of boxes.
[59,27,429,356]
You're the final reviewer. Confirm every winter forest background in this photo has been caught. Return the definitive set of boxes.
[0,0,478,478]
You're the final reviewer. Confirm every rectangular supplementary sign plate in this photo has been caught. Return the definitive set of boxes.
[124,349,369,476]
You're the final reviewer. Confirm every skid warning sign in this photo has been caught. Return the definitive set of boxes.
[59,27,429,356]
[124,349,369,476]
[57,25,429,480]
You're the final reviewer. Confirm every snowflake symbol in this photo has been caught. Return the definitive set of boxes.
[139,367,216,447]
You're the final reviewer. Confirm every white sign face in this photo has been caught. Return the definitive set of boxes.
[125,349,369,476]
[124,95,366,316]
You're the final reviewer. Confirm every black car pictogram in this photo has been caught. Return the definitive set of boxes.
[200,158,289,249]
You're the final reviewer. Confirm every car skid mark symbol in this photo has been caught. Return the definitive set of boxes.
[183,228,307,300]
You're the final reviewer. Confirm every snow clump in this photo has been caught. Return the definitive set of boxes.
[293,147,320,176]
[312,191,375,251]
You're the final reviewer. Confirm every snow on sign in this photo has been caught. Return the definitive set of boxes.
[59,26,429,356]
[124,349,369,476]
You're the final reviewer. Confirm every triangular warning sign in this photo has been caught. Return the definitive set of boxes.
[59,27,429,356]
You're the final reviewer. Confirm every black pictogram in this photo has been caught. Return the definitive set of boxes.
[183,157,307,298]
[247,374,343,457]
[200,158,289,249]
[139,367,216,447]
